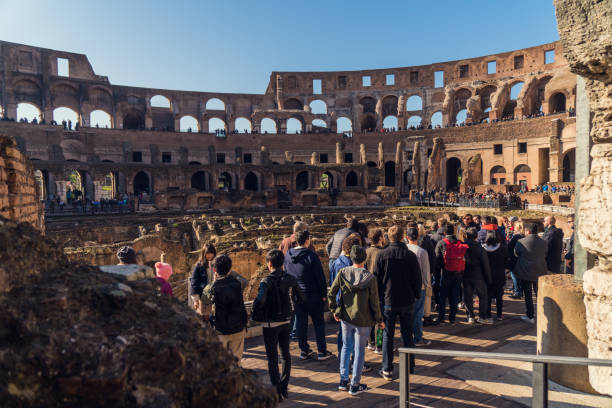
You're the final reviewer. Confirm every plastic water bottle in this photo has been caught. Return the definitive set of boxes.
[376,327,383,347]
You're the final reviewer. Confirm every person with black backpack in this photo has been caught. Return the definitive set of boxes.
[202,255,248,361]
[252,250,304,401]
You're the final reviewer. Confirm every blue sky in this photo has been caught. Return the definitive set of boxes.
[0,0,559,94]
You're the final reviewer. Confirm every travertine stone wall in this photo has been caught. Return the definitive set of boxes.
[554,0,612,395]
[0,134,43,230]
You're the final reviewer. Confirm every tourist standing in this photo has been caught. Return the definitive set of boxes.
[564,216,575,274]
[202,255,248,360]
[326,218,360,271]
[429,217,448,312]
[278,221,315,255]
[285,230,332,360]
[435,224,468,324]
[463,227,491,324]
[328,246,383,395]
[406,227,431,345]
[417,222,437,326]
[189,243,216,312]
[365,227,386,351]
[483,231,508,320]
[375,226,422,380]
[514,223,549,324]
[116,246,138,265]
[542,216,564,274]
[252,249,304,401]
[154,253,173,296]
[507,221,525,298]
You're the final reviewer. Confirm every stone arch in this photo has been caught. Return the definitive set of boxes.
[406,95,423,111]
[455,109,467,125]
[179,115,199,132]
[53,107,79,125]
[549,92,567,113]
[320,171,334,189]
[34,169,46,200]
[150,95,171,109]
[244,171,260,192]
[446,157,462,191]
[490,165,507,185]
[383,115,398,130]
[431,111,443,128]
[218,171,234,190]
[206,98,225,110]
[208,118,226,133]
[13,78,42,105]
[287,118,303,134]
[336,117,352,134]
[476,85,497,111]
[283,98,303,110]
[312,119,327,129]
[50,82,79,110]
[361,115,377,132]
[513,164,531,187]
[260,117,277,134]
[452,88,472,122]
[346,171,358,187]
[17,102,42,122]
[527,75,553,114]
[359,96,376,114]
[90,109,112,128]
[133,171,151,195]
[296,171,309,191]
[309,99,327,114]
[562,148,575,182]
[123,108,145,130]
[88,86,113,112]
[191,171,211,192]
[384,161,396,187]
[407,115,422,128]
[381,95,398,118]
[234,117,252,133]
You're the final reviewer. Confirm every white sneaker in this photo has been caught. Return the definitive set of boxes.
[521,316,535,324]
[467,317,475,324]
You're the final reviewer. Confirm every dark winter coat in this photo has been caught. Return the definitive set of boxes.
[506,233,524,270]
[542,226,564,274]
[418,234,436,276]
[483,243,508,289]
[284,247,327,300]
[374,242,422,308]
[463,239,491,284]
[252,269,304,323]
[204,275,247,335]
[189,261,210,299]
[514,234,549,282]
[430,227,446,246]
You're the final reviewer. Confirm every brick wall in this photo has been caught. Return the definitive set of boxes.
[0,134,44,230]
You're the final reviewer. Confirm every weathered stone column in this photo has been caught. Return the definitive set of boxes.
[336,142,343,164]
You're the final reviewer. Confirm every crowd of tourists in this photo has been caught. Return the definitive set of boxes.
[114,212,573,401]
[529,184,575,194]
[415,189,525,209]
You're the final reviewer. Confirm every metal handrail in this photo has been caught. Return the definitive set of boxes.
[398,347,612,408]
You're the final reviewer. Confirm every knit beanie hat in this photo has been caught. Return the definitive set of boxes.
[117,246,137,264]
[349,245,367,264]
[155,262,173,281]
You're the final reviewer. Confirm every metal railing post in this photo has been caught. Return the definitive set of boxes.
[399,352,410,407]
[532,362,548,408]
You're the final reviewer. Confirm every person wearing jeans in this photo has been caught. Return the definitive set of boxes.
[520,279,538,320]
[438,272,462,323]
[406,227,431,345]
[328,246,383,396]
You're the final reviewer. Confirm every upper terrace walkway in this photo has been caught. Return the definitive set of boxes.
[242,294,611,407]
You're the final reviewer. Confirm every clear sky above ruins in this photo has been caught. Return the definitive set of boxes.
[0,0,560,94]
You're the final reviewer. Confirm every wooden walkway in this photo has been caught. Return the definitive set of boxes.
[243,294,534,407]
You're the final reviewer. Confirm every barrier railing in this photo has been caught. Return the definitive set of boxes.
[525,203,575,215]
[398,347,612,408]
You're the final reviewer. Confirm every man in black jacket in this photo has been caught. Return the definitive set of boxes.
[542,216,564,274]
[375,225,422,380]
[285,230,332,361]
[252,249,304,401]
[203,255,248,360]
[429,217,448,313]
[463,227,491,324]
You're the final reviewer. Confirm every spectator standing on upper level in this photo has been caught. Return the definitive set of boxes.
[252,249,304,402]
[406,227,431,346]
[285,230,332,361]
[542,216,564,274]
[375,226,422,380]
[326,218,360,272]
[514,223,549,324]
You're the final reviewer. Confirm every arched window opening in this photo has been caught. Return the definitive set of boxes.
[407,116,422,128]
[17,102,42,122]
[320,172,333,189]
[406,95,423,111]
[446,157,462,191]
[206,98,225,110]
[309,99,327,114]
[360,97,376,114]
[431,111,443,128]
[514,164,532,188]
[384,161,396,187]
[562,149,575,182]
[287,118,302,134]
[260,118,277,134]
[90,110,111,128]
[284,98,303,110]
[455,109,467,125]
[502,101,516,118]
[244,172,259,192]
[361,115,377,132]
[150,95,171,108]
[34,169,46,200]
[490,165,507,185]
[296,171,309,191]
[218,172,233,190]
[133,171,151,195]
[550,93,566,113]
[53,107,79,128]
[99,172,117,200]
[346,171,358,187]
[208,118,226,134]
[383,115,398,130]
[234,117,252,133]
[191,171,210,192]
[312,119,327,129]
[180,115,199,132]
[123,109,145,130]
[510,82,524,100]
[337,117,352,134]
